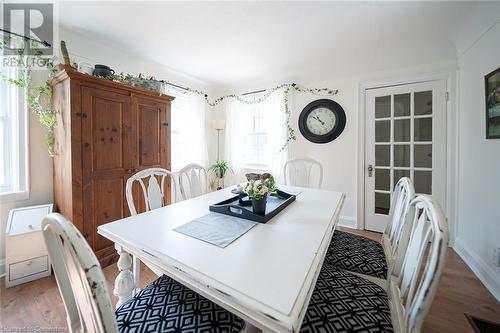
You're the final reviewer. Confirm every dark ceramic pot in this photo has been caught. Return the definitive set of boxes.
[252,196,267,216]
[93,64,115,78]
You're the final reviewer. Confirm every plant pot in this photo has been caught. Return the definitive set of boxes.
[216,177,224,190]
[252,196,267,216]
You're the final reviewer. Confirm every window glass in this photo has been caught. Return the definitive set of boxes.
[0,66,26,194]
[244,102,270,167]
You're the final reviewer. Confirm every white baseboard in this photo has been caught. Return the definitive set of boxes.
[454,238,500,302]
[338,216,357,229]
[0,259,5,278]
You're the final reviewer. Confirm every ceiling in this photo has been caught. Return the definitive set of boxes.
[58,1,480,88]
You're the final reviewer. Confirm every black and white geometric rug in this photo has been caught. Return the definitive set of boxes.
[465,314,500,333]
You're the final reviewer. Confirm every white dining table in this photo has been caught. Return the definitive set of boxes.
[98,186,345,333]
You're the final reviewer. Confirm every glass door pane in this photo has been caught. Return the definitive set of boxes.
[374,95,392,215]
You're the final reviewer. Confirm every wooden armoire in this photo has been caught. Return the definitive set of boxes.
[51,65,173,266]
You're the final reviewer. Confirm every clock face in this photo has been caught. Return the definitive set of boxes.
[305,107,337,136]
[298,99,346,144]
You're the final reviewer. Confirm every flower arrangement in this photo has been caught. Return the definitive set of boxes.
[243,175,276,201]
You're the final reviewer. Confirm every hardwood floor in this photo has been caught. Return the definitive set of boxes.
[1,227,499,332]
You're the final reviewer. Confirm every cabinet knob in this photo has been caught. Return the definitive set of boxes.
[28,224,34,229]
[26,260,33,266]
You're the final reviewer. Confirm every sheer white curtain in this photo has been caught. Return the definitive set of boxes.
[170,91,208,171]
[263,90,289,183]
[224,90,288,185]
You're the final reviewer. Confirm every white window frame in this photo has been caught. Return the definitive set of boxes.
[0,66,29,202]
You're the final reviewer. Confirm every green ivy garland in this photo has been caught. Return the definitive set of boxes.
[108,75,338,150]
[1,34,338,155]
[0,37,59,155]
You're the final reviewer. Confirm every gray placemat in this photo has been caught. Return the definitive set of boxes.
[173,213,257,248]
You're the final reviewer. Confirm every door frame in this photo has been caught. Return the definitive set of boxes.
[357,70,459,245]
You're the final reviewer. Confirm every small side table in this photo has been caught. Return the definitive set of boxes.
[5,204,53,288]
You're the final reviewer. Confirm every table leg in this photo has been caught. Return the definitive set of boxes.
[113,244,135,309]
[132,255,141,295]
[242,322,262,333]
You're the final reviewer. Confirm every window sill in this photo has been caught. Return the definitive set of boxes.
[0,190,30,203]
[244,165,269,172]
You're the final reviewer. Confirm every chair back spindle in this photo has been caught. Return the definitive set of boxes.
[126,168,177,215]
[382,177,415,262]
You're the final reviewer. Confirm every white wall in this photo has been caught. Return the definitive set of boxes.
[453,19,500,302]
[287,79,359,227]
[0,28,213,276]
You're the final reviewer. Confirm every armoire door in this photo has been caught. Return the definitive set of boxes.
[81,87,134,258]
[130,95,171,212]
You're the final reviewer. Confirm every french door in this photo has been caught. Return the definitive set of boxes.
[364,80,446,232]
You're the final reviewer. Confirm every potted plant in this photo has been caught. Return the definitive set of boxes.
[243,175,276,215]
[208,160,230,190]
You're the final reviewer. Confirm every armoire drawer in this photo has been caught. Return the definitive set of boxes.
[9,256,49,281]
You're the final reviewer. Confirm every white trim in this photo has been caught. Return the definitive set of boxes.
[338,216,357,229]
[0,190,30,203]
[0,259,5,277]
[447,71,460,246]
[356,82,366,230]
[0,66,30,198]
[454,238,500,302]
[17,80,29,194]
[357,70,457,244]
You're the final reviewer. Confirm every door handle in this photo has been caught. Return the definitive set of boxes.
[367,164,373,177]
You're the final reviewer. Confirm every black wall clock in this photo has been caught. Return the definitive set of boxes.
[298,99,346,143]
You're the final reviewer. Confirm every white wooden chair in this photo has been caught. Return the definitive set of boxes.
[301,195,448,333]
[388,195,449,332]
[42,213,119,332]
[325,177,415,282]
[42,213,245,333]
[283,158,323,188]
[178,163,208,200]
[125,168,177,284]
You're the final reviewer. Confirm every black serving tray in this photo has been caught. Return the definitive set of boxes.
[209,189,296,223]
